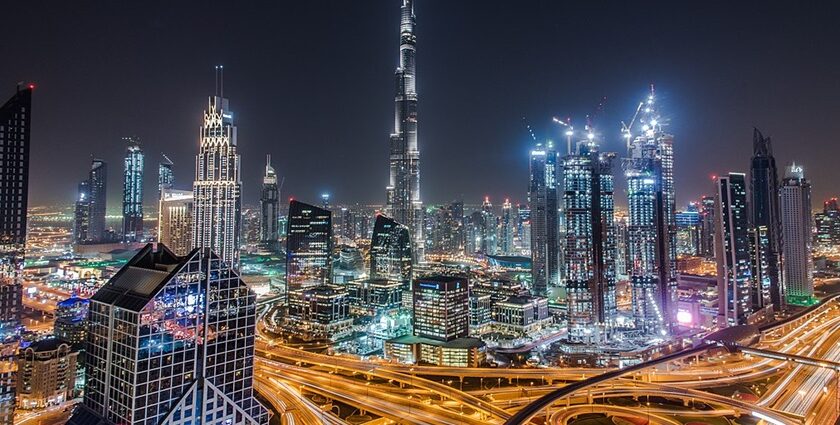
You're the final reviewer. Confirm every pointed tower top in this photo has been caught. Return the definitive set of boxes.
[752,127,773,157]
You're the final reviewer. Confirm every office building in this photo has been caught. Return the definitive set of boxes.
[286,200,332,310]
[500,199,514,255]
[17,339,77,409]
[295,285,352,338]
[122,137,144,243]
[158,189,194,256]
[515,204,531,256]
[260,155,280,251]
[192,77,242,268]
[346,278,403,316]
[53,296,90,350]
[68,244,268,425]
[675,207,701,257]
[562,140,616,342]
[385,0,424,263]
[370,214,412,286]
[492,295,550,337]
[780,164,814,303]
[529,141,560,297]
[749,128,783,308]
[815,198,840,247]
[73,181,91,244]
[714,173,752,326]
[623,88,677,334]
[699,195,715,258]
[0,84,32,425]
[158,153,174,198]
[413,275,469,341]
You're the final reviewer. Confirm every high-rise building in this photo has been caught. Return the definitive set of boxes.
[516,204,531,256]
[780,164,813,303]
[623,87,677,334]
[385,0,423,263]
[260,155,280,251]
[675,207,701,257]
[749,128,783,309]
[614,211,629,280]
[529,141,559,297]
[0,84,32,425]
[412,275,469,341]
[73,181,91,244]
[0,85,31,336]
[814,198,840,247]
[500,199,515,255]
[192,77,242,268]
[562,140,616,341]
[285,200,332,308]
[88,159,108,243]
[158,153,174,199]
[122,137,144,243]
[699,195,716,258]
[158,189,194,256]
[714,173,752,326]
[68,244,268,425]
[370,214,412,286]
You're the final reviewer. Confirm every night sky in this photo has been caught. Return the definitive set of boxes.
[3,1,839,209]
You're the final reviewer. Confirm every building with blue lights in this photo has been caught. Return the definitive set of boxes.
[529,141,559,297]
[69,244,268,425]
[714,173,753,326]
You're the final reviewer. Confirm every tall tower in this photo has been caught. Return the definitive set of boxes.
[623,86,677,334]
[0,84,32,425]
[500,199,514,255]
[158,153,174,198]
[386,0,423,263]
[192,67,242,268]
[749,128,783,310]
[714,173,752,327]
[780,163,813,304]
[563,139,616,342]
[122,137,144,242]
[260,155,279,250]
[0,85,31,334]
[529,141,559,297]
[88,159,108,243]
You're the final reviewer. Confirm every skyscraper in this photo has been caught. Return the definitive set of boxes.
[780,164,813,304]
[699,195,716,258]
[623,87,677,334]
[500,199,514,255]
[714,173,752,327]
[260,154,279,251]
[480,197,498,255]
[122,137,144,243]
[749,128,783,309]
[370,214,413,286]
[563,140,616,341]
[815,198,840,247]
[0,84,32,425]
[192,73,242,268]
[158,153,174,198]
[0,84,31,335]
[285,200,332,308]
[88,159,108,243]
[385,0,423,263]
[73,181,91,244]
[68,244,268,425]
[529,141,559,297]
[158,188,194,256]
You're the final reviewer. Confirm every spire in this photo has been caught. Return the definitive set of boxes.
[265,154,275,176]
[753,127,772,157]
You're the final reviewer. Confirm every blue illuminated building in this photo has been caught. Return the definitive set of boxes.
[69,244,268,425]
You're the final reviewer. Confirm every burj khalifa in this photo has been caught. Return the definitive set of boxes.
[386,0,424,263]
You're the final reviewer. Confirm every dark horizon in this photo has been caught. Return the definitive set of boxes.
[4,1,839,209]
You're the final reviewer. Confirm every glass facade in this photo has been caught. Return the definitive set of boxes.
[412,276,469,342]
[715,173,752,326]
[286,200,332,317]
[529,141,559,297]
[72,244,268,425]
[749,128,783,308]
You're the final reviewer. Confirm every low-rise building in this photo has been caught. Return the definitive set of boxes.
[492,295,551,337]
[17,338,77,409]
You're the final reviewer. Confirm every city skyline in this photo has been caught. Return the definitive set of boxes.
[4,1,840,208]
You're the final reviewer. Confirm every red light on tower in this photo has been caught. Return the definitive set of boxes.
[27,83,35,90]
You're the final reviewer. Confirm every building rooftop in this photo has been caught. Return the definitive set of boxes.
[388,335,485,349]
